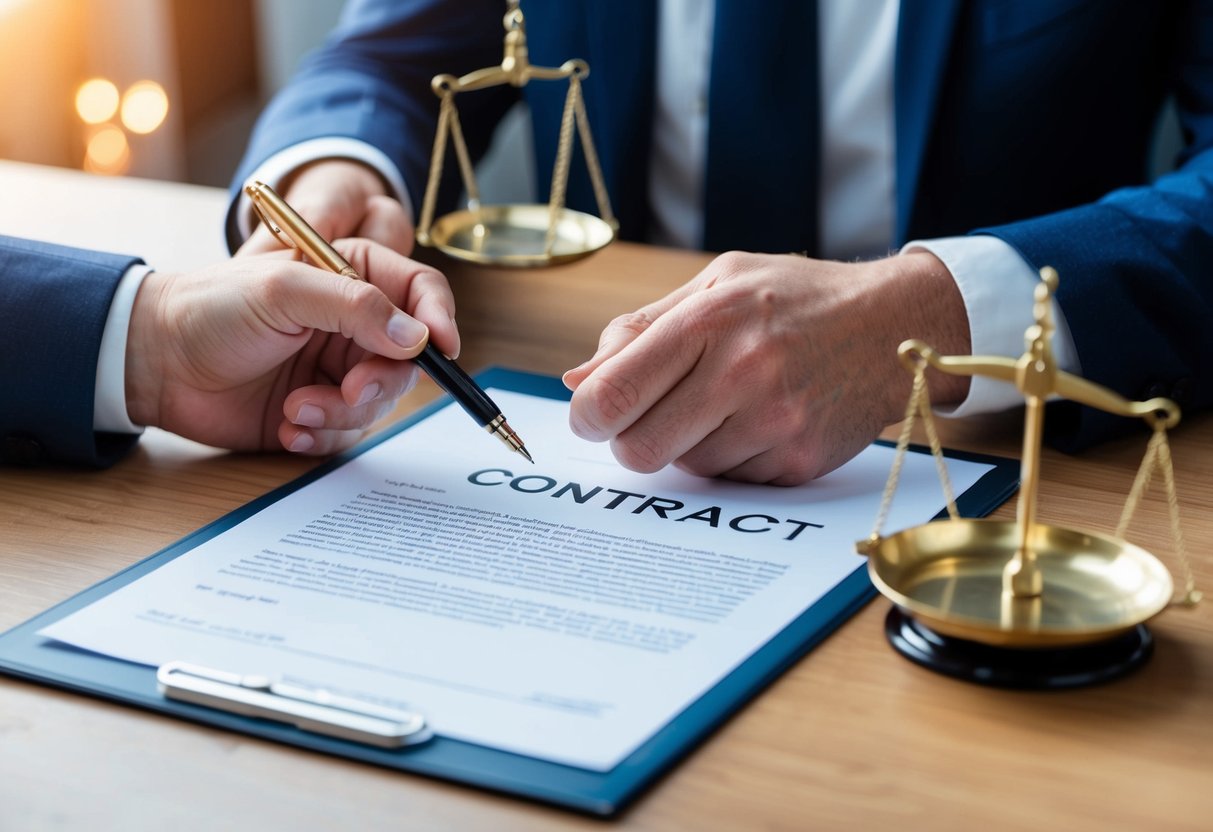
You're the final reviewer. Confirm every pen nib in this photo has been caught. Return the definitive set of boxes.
[487,416,533,463]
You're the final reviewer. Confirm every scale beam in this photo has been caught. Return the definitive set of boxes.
[415,5,616,267]
[861,267,1199,687]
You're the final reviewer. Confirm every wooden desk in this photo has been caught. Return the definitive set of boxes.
[1,162,1210,830]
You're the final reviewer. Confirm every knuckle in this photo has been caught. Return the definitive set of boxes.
[611,431,669,474]
[582,372,643,425]
[252,267,308,332]
[730,337,771,377]
[367,193,399,213]
[680,295,725,335]
[770,395,813,438]
[770,448,820,486]
[602,310,654,343]
[707,250,759,283]
[297,202,344,240]
[718,341,785,398]
[334,235,372,264]
[684,282,762,340]
[342,278,386,317]
[675,454,720,479]
[368,194,409,227]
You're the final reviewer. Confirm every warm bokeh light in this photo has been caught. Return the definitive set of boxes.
[84,124,130,175]
[75,78,120,125]
[120,80,169,134]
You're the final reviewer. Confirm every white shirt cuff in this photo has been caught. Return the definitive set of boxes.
[94,263,152,434]
[233,137,413,242]
[901,235,1083,417]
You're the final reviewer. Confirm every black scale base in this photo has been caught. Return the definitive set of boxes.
[884,607,1154,689]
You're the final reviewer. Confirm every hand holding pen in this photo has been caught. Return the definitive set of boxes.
[246,181,533,462]
[117,236,450,455]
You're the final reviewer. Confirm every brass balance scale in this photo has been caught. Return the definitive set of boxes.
[414,4,617,267]
[857,267,1202,688]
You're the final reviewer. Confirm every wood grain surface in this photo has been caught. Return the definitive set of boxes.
[1,163,1209,831]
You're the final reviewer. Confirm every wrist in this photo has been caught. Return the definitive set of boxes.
[866,251,972,417]
[124,272,169,429]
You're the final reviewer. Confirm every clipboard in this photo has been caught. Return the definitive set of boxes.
[0,368,1019,817]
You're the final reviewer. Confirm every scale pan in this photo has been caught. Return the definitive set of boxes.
[426,204,616,267]
[865,518,1173,648]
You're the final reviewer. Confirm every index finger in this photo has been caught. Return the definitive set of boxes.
[562,266,714,390]
[567,292,710,443]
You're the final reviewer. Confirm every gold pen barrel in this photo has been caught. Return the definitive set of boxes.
[245,181,359,278]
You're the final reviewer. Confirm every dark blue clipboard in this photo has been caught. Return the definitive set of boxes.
[0,368,1019,817]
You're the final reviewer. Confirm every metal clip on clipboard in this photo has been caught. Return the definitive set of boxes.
[157,661,431,749]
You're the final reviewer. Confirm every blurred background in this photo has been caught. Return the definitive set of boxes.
[0,0,534,199]
[0,0,343,186]
[0,0,1177,197]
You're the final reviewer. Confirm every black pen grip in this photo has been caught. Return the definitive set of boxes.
[412,344,500,427]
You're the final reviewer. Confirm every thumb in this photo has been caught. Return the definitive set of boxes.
[255,263,431,359]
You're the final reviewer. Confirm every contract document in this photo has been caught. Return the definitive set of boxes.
[42,388,995,771]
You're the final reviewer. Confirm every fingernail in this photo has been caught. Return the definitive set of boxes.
[355,382,382,406]
[387,313,428,350]
[294,403,324,428]
[448,315,461,359]
[287,433,315,453]
[562,363,589,390]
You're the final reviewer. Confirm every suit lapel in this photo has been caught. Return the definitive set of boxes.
[894,0,963,244]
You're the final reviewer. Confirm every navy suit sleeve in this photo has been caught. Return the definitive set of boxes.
[975,7,1213,450]
[225,0,517,251]
[0,235,144,467]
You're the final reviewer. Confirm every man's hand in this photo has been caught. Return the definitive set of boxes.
[239,159,415,256]
[563,251,971,485]
[126,239,458,455]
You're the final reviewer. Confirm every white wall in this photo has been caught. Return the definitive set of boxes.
[253,0,345,93]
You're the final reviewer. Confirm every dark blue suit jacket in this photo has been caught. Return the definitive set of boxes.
[221,1,1205,456]
[0,235,142,466]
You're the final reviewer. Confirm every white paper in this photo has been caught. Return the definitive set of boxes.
[42,389,994,770]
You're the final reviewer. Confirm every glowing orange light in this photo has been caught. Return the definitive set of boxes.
[75,78,120,125]
[120,80,169,135]
[84,124,130,175]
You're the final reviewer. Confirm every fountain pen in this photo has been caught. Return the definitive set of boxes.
[245,180,533,463]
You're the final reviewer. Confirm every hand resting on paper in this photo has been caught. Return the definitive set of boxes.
[125,239,459,456]
[563,250,972,486]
